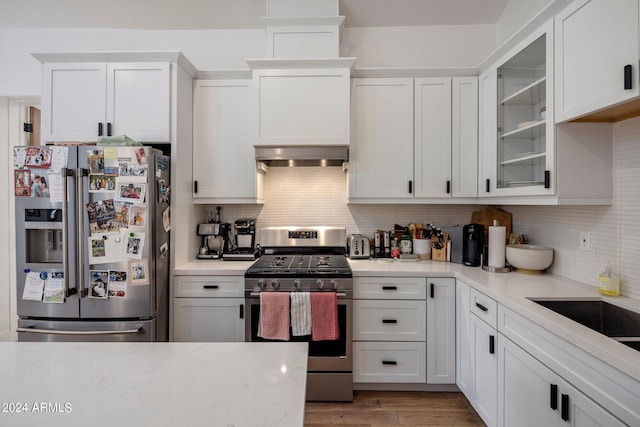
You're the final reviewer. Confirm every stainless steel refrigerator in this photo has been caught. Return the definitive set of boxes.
[14,145,170,342]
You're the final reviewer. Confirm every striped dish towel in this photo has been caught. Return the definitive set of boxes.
[290,292,311,336]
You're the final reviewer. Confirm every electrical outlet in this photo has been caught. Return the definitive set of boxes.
[579,231,591,250]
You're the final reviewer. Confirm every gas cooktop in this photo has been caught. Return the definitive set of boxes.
[245,254,351,277]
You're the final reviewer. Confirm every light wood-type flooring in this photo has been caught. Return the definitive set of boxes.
[304,391,485,426]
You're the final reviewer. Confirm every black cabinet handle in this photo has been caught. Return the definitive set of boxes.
[203,285,219,289]
[194,181,198,194]
[430,283,435,298]
[485,178,490,193]
[446,180,451,194]
[489,335,495,354]
[382,286,398,291]
[98,122,103,136]
[624,64,633,90]
[382,360,397,366]
[561,394,570,421]
[408,180,413,194]
[544,170,551,189]
[107,122,112,136]
[239,304,244,319]
[550,384,558,410]
[382,319,398,324]
[475,302,488,312]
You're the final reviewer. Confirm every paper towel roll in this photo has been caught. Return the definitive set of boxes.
[488,226,506,268]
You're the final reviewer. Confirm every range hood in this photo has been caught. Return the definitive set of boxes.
[255,146,348,167]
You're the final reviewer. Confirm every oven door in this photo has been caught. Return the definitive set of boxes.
[245,292,352,373]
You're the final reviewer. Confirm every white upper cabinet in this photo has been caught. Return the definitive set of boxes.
[349,76,478,202]
[192,79,263,203]
[249,60,353,146]
[41,62,170,142]
[349,78,414,199]
[555,0,640,122]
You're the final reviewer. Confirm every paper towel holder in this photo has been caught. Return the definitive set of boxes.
[482,219,512,273]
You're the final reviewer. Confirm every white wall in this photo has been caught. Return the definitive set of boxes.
[0,98,10,341]
[0,24,498,96]
[495,0,553,45]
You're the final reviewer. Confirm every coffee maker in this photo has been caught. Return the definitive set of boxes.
[223,219,259,260]
[463,223,484,266]
[197,222,231,259]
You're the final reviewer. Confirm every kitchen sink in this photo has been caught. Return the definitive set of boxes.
[530,299,640,351]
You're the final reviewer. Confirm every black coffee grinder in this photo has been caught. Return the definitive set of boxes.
[463,223,484,266]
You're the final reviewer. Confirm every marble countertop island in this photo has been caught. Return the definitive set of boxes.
[0,342,308,427]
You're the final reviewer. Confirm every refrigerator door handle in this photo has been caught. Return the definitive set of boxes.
[61,168,74,298]
[77,168,89,298]
[17,326,143,336]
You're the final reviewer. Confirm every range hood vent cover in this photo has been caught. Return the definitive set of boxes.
[255,146,348,167]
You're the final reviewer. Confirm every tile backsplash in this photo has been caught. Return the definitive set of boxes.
[209,116,640,299]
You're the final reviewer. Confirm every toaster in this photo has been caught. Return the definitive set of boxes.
[347,234,370,259]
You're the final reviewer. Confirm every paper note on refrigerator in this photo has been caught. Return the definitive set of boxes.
[48,174,65,203]
[43,273,64,303]
[22,272,45,301]
[88,232,125,265]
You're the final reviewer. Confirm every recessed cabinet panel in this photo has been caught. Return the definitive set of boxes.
[42,63,107,142]
[254,68,350,145]
[173,298,245,342]
[353,299,426,342]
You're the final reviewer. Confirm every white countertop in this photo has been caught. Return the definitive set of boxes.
[0,342,307,427]
[349,258,640,383]
[174,259,254,275]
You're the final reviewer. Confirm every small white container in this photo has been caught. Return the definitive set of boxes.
[413,239,431,260]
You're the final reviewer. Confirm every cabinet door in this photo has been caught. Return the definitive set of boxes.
[555,0,640,122]
[426,278,455,384]
[349,78,414,199]
[353,341,426,383]
[498,336,624,427]
[456,280,473,399]
[478,66,498,196]
[106,62,170,142]
[253,67,350,145]
[192,79,258,202]
[471,314,498,427]
[173,298,245,342]
[451,77,478,198]
[414,78,452,198]
[41,62,107,142]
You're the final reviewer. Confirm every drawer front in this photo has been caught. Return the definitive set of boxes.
[470,288,497,329]
[354,341,426,383]
[354,277,427,300]
[174,276,244,298]
[354,300,426,341]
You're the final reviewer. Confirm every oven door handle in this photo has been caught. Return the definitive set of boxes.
[248,292,348,297]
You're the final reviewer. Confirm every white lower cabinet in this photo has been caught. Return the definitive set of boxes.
[353,276,455,386]
[172,275,245,342]
[353,277,427,384]
[497,335,625,427]
[471,311,498,427]
[455,280,473,399]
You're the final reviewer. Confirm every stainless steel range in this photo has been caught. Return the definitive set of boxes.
[245,226,353,402]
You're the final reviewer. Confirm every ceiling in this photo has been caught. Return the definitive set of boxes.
[0,0,510,30]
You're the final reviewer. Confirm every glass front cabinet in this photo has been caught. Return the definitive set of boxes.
[480,21,554,197]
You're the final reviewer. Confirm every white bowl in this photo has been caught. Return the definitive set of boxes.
[506,244,553,273]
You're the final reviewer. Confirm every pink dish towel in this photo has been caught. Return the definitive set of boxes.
[310,292,339,341]
[258,292,290,341]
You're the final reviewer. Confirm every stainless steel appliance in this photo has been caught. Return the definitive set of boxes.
[197,222,231,259]
[346,234,370,259]
[14,146,170,342]
[245,226,353,402]
[224,218,259,261]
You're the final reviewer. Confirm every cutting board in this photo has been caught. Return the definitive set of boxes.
[471,206,512,237]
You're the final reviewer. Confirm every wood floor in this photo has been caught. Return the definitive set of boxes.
[304,391,486,426]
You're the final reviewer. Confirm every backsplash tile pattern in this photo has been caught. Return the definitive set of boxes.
[508,117,640,299]
[211,117,640,299]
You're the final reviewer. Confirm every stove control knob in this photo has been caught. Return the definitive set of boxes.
[330,279,338,290]
[271,280,280,290]
[293,279,301,290]
[257,279,266,290]
[316,279,325,290]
